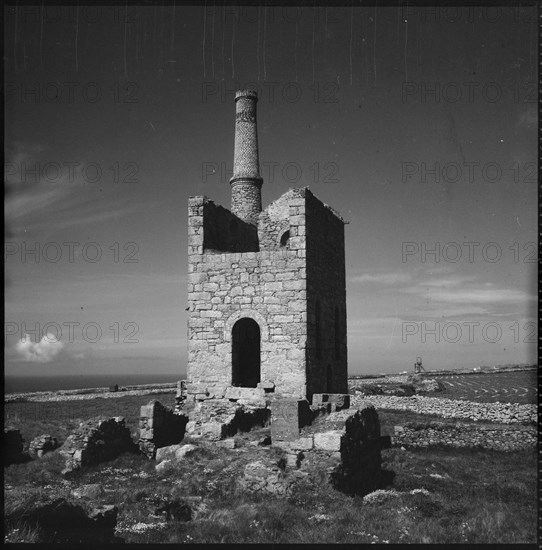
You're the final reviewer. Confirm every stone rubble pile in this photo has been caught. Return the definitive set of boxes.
[183,397,270,441]
[239,459,308,496]
[59,416,135,474]
[352,395,536,424]
[393,422,536,451]
[28,434,59,458]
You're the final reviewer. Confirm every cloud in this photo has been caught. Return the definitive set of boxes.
[404,281,533,306]
[350,272,413,285]
[15,333,64,363]
[4,141,144,237]
[421,288,530,305]
[419,276,476,288]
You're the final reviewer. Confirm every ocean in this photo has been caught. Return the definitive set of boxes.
[4,373,186,394]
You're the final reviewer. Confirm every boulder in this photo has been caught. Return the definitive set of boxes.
[239,459,306,496]
[155,444,183,463]
[155,459,173,473]
[72,484,105,500]
[174,444,198,460]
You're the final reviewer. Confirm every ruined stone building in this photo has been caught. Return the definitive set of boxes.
[186,90,348,403]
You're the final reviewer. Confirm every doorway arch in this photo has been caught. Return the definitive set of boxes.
[232,318,261,387]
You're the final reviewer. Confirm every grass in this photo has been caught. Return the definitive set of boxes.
[4,423,536,544]
[4,393,177,448]
[3,388,537,544]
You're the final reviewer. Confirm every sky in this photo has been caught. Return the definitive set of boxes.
[4,3,537,382]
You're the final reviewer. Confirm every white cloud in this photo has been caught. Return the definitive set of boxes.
[350,272,413,285]
[425,288,529,304]
[15,333,64,363]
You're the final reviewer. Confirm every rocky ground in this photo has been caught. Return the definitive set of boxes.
[4,367,537,543]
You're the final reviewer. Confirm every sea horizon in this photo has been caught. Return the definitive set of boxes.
[4,363,533,394]
[4,373,186,394]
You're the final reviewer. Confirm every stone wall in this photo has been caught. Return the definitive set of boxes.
[184,395,270,441]
[187,187,347,402]
[138,400,188,459]
[29,434,59,458]
[271,401,388,496]
[257,189,296,250]
[187,192,309,399]
[305,190,348,397]
[59,417,135,474]
[201,198,258,253]
[352,395,536,424]
[393,422,536,451]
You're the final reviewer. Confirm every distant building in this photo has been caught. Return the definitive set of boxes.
[186,90,348,401]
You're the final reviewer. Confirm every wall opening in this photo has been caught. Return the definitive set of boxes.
[232,318,261,387]
[279,230,290,247]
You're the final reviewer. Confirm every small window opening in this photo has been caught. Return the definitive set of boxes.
[280,230,290,247]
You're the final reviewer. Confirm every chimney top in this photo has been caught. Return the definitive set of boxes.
[235,89,258,102]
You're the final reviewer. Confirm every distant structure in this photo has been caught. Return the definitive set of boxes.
[414,357,425,373]
[186,90,348,402]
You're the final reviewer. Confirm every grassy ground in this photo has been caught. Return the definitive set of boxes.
[4,393,177,449]
[3,387,537,544]
[4,435,536,544]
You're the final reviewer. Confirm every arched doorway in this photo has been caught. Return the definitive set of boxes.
[232,318,261,387]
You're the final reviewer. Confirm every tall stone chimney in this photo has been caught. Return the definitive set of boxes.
[230,90,263,226]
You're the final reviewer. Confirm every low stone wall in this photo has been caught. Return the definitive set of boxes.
[184,397,271,441]
[352,395,536,424]
[393,422,536,451]
[59,417,135,474]
[138,400,188,459]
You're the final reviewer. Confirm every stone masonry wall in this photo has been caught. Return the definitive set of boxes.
[187,193,308,399]
[272,402,387,496]
[351,395,536,424]
[258,189,298,250]
[59,417,134,474]
[393,422,536,451]
[305,190,348,397]
[230,180,262,227]
[188,187,347,402]
[138,400,188,459]
[201,199,258,253]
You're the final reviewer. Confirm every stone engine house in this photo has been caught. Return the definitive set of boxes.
[187,90,348,402]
